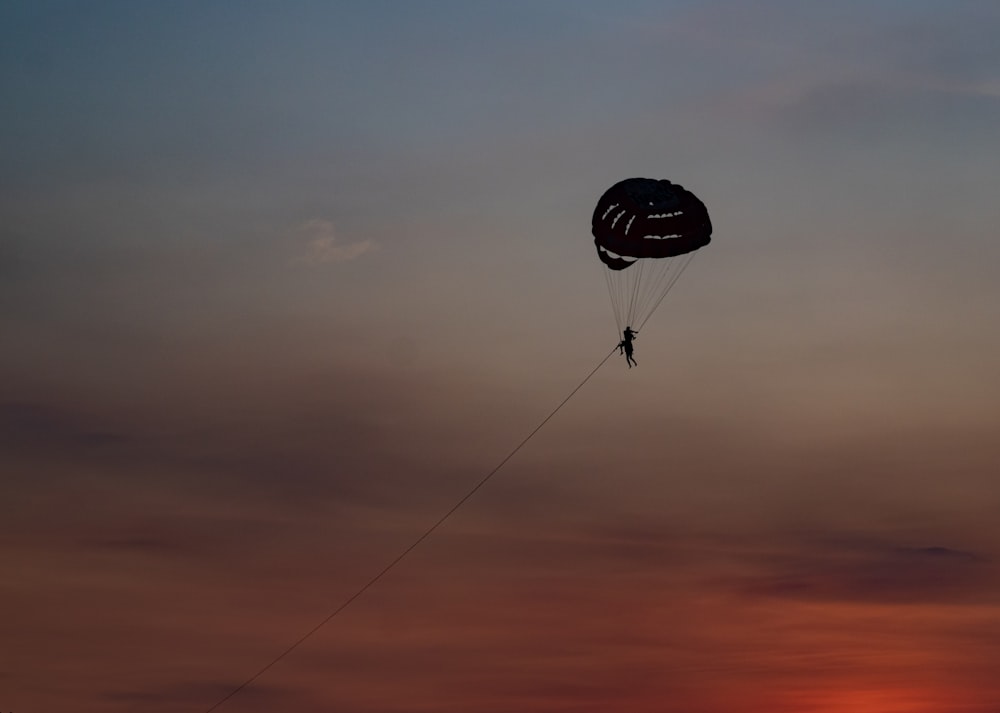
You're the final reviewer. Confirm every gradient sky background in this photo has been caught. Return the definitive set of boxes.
[3,2,1000,711]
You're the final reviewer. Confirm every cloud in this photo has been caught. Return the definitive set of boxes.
[0,400,129,453]
[731,539,994,605]
[776,77,999,139]
[290,219,375,266]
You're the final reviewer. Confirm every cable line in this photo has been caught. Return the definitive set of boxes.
[637,252,696,331]
[203,346,618,712]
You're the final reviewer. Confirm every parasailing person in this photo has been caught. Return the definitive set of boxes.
[591,177,712,366]
[617,326,638,368]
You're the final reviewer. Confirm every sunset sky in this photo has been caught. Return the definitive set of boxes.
[3,2,1000,711]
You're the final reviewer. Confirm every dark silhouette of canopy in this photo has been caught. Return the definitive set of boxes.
[592,177,712,270]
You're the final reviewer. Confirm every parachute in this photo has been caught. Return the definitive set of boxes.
[592,177,712,332]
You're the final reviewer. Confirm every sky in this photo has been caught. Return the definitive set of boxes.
[3,1,1000,711]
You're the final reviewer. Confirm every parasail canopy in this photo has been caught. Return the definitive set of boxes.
[591,177,712,332]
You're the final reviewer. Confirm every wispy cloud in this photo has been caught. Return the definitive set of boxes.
[290,219,376,266]
[730,539,994,605]
[0,400,130,454]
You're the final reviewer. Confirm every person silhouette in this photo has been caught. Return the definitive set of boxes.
[617,326,638,368]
